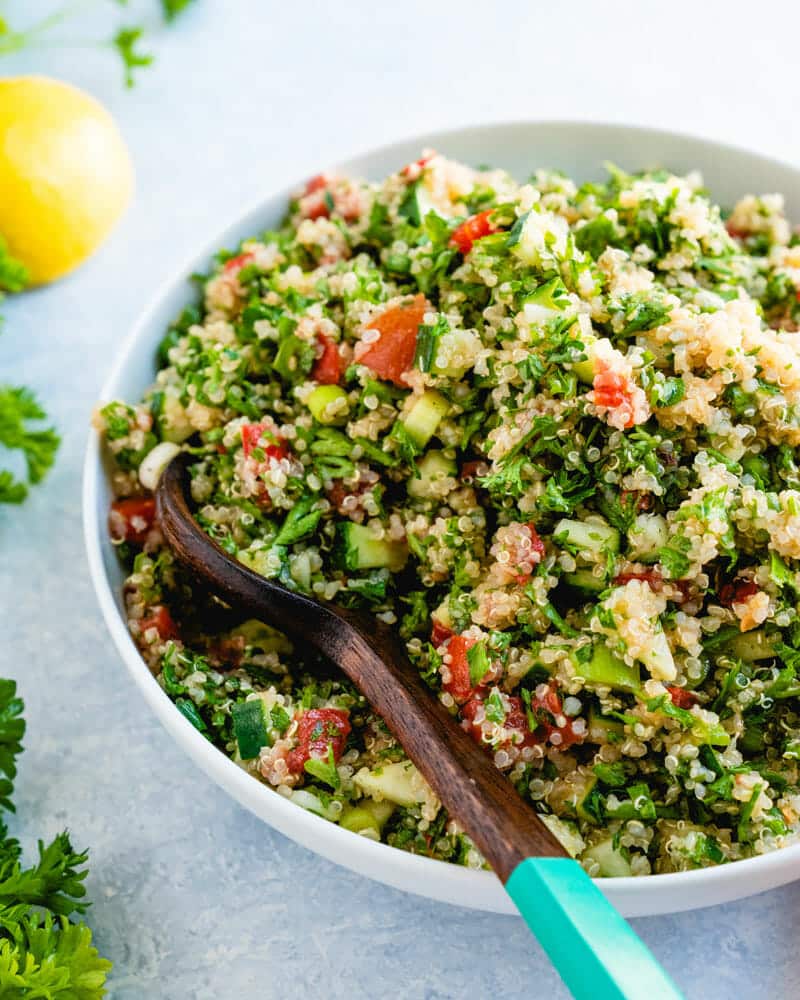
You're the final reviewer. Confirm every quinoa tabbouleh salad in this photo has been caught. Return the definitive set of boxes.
[98,151,800,878]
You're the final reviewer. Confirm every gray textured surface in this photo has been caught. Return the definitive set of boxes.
[3,1,800,996]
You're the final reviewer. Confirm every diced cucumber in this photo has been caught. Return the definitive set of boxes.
[289,788,341,822]
[627,514,669,563]
[571,642,641,694]
[587,707,625,743]
[524,276,570,312]
[638,626,676,682]
[339,807,381,840]
[400,390,449,448]
[724,629,779,662]
[688,715,730,748]
[576,775,599,824]
[159,393,195,443]
[563,568,607,593]
[407,450,457,499]
[307,385,349,424]
[583,837,632,877]
[232,699,270,759]
[572,333,599,384]
[353,760,424,808]
[339,799,395,840]
[539,814,586,859]
[554,517,620,561]
[335,522,407,572]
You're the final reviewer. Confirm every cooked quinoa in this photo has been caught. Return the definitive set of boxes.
[97,151,800,876]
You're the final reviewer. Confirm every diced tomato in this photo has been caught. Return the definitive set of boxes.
[526,524,545,562]
[109,497,157,545]
[461,683,583,753]
[355,294,428,386]
[592,370,627,409]
[619,488,653,512]
[223,251,255,274]
[241,422,288,462]
[613,568,663,590]
[311,333,343,385]
[430,619,453,647]
[139,605,179,641]
[450,210,499,255]
[442,634,478,703]
[305,174,327,194]
[718,579,759,608]
[286,708,351,774]
[299,175,331,220]
[401,153,434,181]
[666,685,698,710]
[460,460,487,483]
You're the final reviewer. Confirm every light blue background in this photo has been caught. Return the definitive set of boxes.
[2,1,800,996]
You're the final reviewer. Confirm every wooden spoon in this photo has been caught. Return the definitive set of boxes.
[156,454,682,1000]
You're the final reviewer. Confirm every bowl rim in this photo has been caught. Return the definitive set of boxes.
[83,118,800,917]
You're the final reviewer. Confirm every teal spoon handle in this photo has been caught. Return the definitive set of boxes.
[506,858,683,1000]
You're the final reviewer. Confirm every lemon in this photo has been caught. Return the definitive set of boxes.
[0,75,133,285]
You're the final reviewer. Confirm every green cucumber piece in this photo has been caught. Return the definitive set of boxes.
[627,514,669,563]
[307,385,349,424]
[400,390,449,448]
[408,449,457,499]
[724,629,779,662]
[587,708,625,743]
[572,333,599,384]
[232,699,270,759]
[571,643,641,694]
[554,517,620,561]
[563,568,607,593]
[340,799,395,839]
[353,760,424,808]
[583,837,632,877]
[335,522,407,572]
[538,814,586,858]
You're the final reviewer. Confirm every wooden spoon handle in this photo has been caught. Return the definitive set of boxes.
[157,456,567,876]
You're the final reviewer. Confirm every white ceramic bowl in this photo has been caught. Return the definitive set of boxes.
[84,121,800,917]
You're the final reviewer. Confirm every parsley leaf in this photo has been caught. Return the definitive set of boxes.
[0,681,24,814]
[304,745,341,790]
[0,387,60,504]
[162,0,197,20]
[113,27,154,88]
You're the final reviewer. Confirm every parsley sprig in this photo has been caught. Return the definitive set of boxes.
[0,679,111,996]
[0,1,198,89]
[0,387,60,504]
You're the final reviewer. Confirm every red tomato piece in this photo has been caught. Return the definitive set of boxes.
[109,497,157,545]
[305,174,327,194]
[666,685,698,710]
[241,423,288,462]
[401,154,434,181]
[592,370,627,409]
[619,488,653,512]
[442,634,478,703]
[286,708,351,774]
[139,605,179,641]
[223,251,255,275]
[613,568,663,590]
[526,524,545,562]
[718,579,759,608]
[460,460,487,483]
[356,294,428,386]
[449,210,498,255]
[430,619,453,647]
[311,333,343,385]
